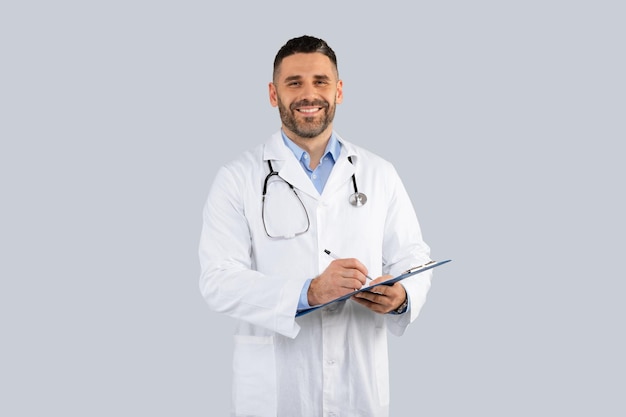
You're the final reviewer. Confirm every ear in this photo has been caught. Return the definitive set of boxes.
[269,82,278,107]
[335,79,344,104]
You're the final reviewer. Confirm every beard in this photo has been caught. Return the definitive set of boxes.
[277,96,336,139]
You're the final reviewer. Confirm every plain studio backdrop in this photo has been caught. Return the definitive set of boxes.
[1,1,624,416]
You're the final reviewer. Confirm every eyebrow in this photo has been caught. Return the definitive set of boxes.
[283,74,333,83]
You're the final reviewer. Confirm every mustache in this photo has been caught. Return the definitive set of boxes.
[290,99,329,110]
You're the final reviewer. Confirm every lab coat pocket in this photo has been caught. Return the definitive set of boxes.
[232,335,277,416]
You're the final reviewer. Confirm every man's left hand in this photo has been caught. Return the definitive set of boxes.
[351,276,407,314]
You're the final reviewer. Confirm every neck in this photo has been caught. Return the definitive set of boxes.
[283,126,333,169]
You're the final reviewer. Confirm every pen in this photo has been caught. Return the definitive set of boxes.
[323,249,373,282]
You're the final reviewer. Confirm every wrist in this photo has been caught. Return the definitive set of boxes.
[393,294,409,315]
[307,278,320,306]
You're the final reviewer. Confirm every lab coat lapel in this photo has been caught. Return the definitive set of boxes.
[278,158,319,199]
[322,137,357,198]
[263,132,319,199]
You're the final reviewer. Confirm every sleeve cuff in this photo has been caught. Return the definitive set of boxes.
[297,278,313,311]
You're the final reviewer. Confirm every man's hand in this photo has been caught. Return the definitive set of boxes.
[308,258,369,306]
[352,277,407,314]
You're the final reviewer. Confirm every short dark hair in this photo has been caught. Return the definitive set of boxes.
[273,35,338,80]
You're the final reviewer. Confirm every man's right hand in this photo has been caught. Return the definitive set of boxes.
[307,258,369,306]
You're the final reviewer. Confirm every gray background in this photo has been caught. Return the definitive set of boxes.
[1,1,624,416]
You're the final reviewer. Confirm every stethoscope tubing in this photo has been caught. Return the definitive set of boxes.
[262,157,367,207]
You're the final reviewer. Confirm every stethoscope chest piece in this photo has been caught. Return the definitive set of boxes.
[347,155,367,207]
[349,192,367,207]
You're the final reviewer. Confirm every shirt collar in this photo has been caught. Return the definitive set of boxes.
[281,130,342,164]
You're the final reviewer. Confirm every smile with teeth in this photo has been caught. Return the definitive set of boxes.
[297,107,322,114]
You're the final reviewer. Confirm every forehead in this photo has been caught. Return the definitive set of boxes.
[275,52,338,80]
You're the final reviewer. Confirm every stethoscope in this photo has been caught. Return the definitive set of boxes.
[347,156,367,206]
[262,156,367,207]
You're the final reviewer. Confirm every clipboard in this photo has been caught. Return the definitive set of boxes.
[296,259,451,317]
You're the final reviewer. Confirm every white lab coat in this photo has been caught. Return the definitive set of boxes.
[199,131,432,417]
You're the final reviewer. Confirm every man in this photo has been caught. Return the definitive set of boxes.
[199,35,433,417]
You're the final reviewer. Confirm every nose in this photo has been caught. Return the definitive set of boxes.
[299,81,317,100]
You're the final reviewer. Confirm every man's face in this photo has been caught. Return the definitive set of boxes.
[269,53,343,141]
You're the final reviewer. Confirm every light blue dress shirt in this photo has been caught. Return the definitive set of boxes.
[281,131,341,194]
[281,131,341,311]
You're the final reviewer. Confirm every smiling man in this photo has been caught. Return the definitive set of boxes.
[199,35,434,417]
[270,50,342,148]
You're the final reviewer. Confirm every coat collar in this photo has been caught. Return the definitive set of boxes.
[262,131,360,200]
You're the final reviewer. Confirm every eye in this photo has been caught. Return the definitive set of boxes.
[287,81,301,87]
